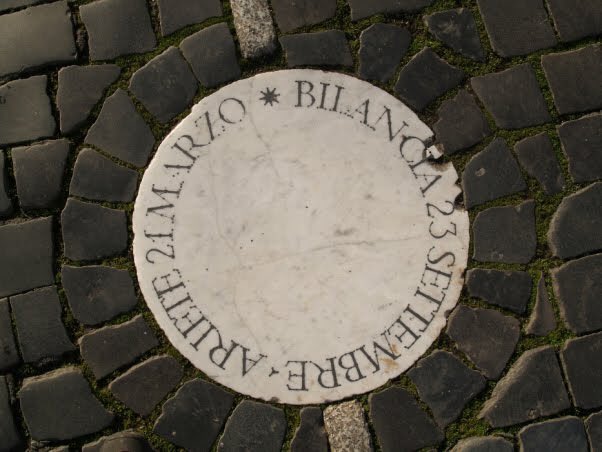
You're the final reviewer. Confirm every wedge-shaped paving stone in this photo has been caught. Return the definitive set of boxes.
[471,64,551,129]
[561,332,602,409]
[0,299,19,371]
[291,407,328,452]
[0,1,76,77]
[10,287,74,364]
[477,0,556,57]
[79,315,158,380]
[480,346,570,427]
[0,0,41,12]
[61,199,127,261]
[526,274,556,336]
[280,31,353,68]
[0,217,53,298]
[370,387,443,452]
[348,0,434,20]
[154,379,234,451]
[466,269,532,314]
[0,152,12,218]
[272,0,336,33]
[62,265,138,325]
[542,45,602,116]
[80,0,156,61]
[546,0,602,42]
[587,411,602,452]
[219,401,287,452]
[180,23,241,89]
[408,351,486,428]
[85,89,155,167]
[548,183,602,259]
[433,89,491,155]
[230,0,277,58]
[446,305,520,379]
[109,355,182,416]
[157,0,222,36]
[519,417,588,452]
[83,430,153,452]
[57,65,121,134]
[473,200,536,264]
[0,76,55,146]
[450,436,514,452]
[130,47,198,124]
[425,9,485,61]
[395,48,464,111]
[70,149,138,203]
[0,376,22,451]
[20,368,113,441]
[557,113,602,183]
[12,139,70,209]
[323,401,372,452]
[358,24,410,83]
[515,133,564,195]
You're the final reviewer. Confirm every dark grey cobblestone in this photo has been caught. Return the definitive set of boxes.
[0,151,12,218]
[157,0,222,36]
[348,0,435,21]
[280,31,354,68]
[526,274,557,336]
[0,299,19,371]
[586,411,602,452]
[545,0,602,42]
[272,0,337,33]
[290,406,328,452]
[557,113,602,184]
[83,430,153,452]
[425,9,485,61]
[466,269,532,314]
[358,24,411,83]
[0,376,22,451]
[450,436,514,452]
[518,416,588,452]
[515,132,565,195]
[561,331,602,410]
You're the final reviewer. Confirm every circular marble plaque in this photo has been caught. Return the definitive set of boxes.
[133,70,469,404]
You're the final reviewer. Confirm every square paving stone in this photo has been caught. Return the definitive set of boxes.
[80,0,156,61]
[230,0,277,59]
[61,198,128,261]
[0,76,55,147]
[471,64,551,130]
[586,411,602,452]
[290,407,328,452]
[70,148,137,203]
[0,217,54,298]
[466,269,532,314]
[546,0,602,42]
[557,113,602,184]
[515,133,564,195]
[323,401,372,451]
[129,47,198,123]
[518,416,588,452]
[12,139,70,209]
[425,9,485,61]
[0,151,12,218]
[280,30,353,68]
[0,299,20,371]
[477,0,557,57]
[358,24,411,83]
[157,0,222,36]
[451,437,514,451]
[0,376,22,451]
[272,0,337,33]
[83,430,153,451]
[10,286,74,364]
[0,1,76,77]
[347,0,434,20]
[180,23,241,89]
[561,331,602,409]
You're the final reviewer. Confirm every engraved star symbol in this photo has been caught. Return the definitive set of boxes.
[259,87,280,106]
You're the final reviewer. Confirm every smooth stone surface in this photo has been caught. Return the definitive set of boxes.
[561,331,602,409]
[0,1,76,77]
[480,346,570,428]
[218,401,287,452]
[542,45,602,115]
[57,65,121,134]
[230,0,277,58]
[13,139,70,209]
[425,9,485,61]
[433,89,491,155]
[370,387,443,451]
[586,411,602,452]
[129,46,198,123]
[466,269,532,314]
[546,0,602,42]
[0,376,22,451]
[526,274,556,336]
[395,47,464,111]
[80,0,156,61]
[358,24,411,83]
[0,299,20,371]
[82,430,153,452]
[446,305,520,379]
[0,0,41,11]
[0,152,12,218]
[157,0,222,36]
[19,368,113,441]
[548,182,602,259]
[518,416,589,452]
[451,436,514,452]
[10,286,75,363]
[477,0,557,57]
[408,350,486,427]
[324,400,372,452]
[557,113,602,183]
[79,315,158,379]
[133,70,469,404]
[471,64,551,129]
[515,133,564,195]
[180,23,241,89]
[61,198,127,261]
[473,200,536,264]
[154,379,234,451]
[62,265,138,325]
[290,407,328,452]
[0,217,54,298]
[0,75,55,146]
[281,30,353,67]
[272,0,336,32]
[85,89,155,167]
[109,355,183,416]
[348,0,434,20]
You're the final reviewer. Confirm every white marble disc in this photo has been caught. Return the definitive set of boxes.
[133,70,469,404]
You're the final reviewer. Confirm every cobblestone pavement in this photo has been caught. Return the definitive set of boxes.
[0,0,601,451]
